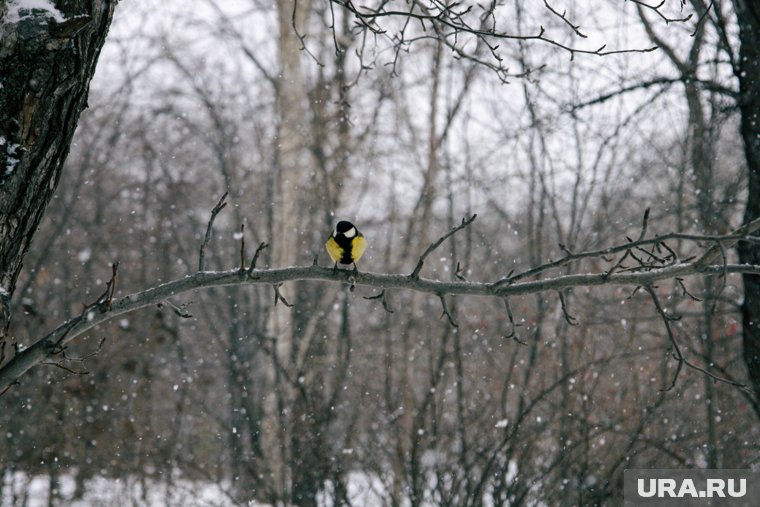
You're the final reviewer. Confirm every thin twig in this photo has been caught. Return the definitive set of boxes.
[199,192,228,272]
[455,261,467,281]
[682,359,750,390]
[631,0,693,23]
[43,361,89,375]
[646,285,683,391]
[292,0,325,66]
[604,250,631,278]
[61,337,107,362]
[645,285,751,394]
[503,297,525,344]
[638,208,650,241]
[51,317,82,351]
[328,0,341,55]
[438,294,458,327]
[543,0,587,38]
[411,214,477,279]
[333,0,659,60]
[690,0,714,36]
[238,224,246,271]
[0,380,18,398]
[48,335,107,374]
[248,242,269,276]
[675,278,701,302]
[364,289,394,313]
[84,261,120,312]
[273,284,294,308]
[557,290,578,326]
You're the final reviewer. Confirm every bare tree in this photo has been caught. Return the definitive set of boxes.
[0,0,116,341]
[733,0,760,401]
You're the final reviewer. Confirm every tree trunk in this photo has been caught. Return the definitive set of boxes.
[734,0,760,415]
[265,0,316,503]
[0,0,117,339]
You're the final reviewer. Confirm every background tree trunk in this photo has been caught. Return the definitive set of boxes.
[0,0,116,338]
[733,0,760,412]
[266,0,317,503]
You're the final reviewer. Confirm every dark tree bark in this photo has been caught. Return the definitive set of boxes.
[0,0,116,338]
[734,0,760,413]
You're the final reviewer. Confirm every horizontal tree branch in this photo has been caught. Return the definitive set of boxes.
[2,212,758,394]
[2,256,760,393]
[569,76,738,113]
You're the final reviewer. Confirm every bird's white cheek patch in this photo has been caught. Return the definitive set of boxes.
[344,227,356,238]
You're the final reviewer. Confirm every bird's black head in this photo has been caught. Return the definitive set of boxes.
[335,221,356,235]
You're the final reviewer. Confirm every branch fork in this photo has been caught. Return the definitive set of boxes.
[410,214,476,279]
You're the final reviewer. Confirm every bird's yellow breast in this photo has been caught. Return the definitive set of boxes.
[326,236,344,264]
[325,234,366,265]
[351,234,366,262]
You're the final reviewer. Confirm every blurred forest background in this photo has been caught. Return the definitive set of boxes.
[2,0,759,506]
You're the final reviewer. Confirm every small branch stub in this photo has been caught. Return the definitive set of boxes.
[364,290,394,313]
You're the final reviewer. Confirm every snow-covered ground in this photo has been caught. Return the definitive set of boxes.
[1,471,387,507]
[2,472,236,507]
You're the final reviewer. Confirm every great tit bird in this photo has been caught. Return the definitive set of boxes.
[326,220,366,271]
